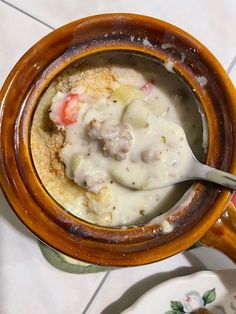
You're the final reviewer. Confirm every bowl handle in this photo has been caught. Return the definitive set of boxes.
[199,193,236,262]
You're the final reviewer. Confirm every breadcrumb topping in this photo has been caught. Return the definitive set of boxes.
[31,62,117,226]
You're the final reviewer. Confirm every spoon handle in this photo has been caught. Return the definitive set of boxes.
[199,164,236,189]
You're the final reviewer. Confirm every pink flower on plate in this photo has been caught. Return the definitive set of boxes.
[182,291,204,312]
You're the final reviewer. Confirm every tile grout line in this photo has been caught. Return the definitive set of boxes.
[227,54,236,74]
[0,0,55,30]
[81,271,110,314]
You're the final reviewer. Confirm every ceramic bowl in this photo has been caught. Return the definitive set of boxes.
[0,14,235,266]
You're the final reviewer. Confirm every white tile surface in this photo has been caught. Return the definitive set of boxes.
[229,58,236,86]
[5,0,236,70]
[86,248,236,314]
[0,1,50,88]
[0,4,106,313]
[0,190,106,314]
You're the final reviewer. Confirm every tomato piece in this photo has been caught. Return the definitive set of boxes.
[141,79,155,93]
[60,93,80,125]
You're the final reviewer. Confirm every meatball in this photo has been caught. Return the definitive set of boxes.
[87,119,132,161]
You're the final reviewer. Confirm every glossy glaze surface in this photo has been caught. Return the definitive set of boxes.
[200,195,236,261]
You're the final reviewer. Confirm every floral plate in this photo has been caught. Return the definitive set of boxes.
[123,270,236,314]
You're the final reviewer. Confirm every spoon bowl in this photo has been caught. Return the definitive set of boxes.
[139,159,236,190]
[111,115,236,191]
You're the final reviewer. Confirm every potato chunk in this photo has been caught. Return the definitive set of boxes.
[147,97,169,117]
[86,187,115,215]
[111,84,145,105]
[122,99,149,128]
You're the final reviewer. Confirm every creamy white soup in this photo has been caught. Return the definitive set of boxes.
[31,53,204,227]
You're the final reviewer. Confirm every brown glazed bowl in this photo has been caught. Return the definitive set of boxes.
[0,14,235,266]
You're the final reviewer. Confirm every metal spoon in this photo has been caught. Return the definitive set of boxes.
[111,118,236,191]
[120,157,236,191]
[155,157,236,190]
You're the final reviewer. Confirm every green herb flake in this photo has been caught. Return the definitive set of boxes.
[139,209,145,215]
[162,135,167,144]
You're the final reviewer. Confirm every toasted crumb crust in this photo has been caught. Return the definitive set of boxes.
[56,62,117,95]
[30,62,117,225]
[31,83,77,194]
[32,63,116,182]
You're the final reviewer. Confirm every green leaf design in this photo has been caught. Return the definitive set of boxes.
[230,300,236,311]
[170,300,184,311]
[202,288,216,305]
